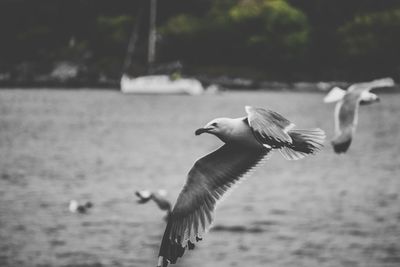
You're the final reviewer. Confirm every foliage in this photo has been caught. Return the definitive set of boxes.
[93,15,135,75]
[338,9,400,60]
[96,16,134,45]
[1,0,400,81]
[161,14,203,35]
[160,0,309,70]
[228,0,309,61]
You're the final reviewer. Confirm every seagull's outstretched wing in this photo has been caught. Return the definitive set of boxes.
[332,93,359,153]
[348,77,395,93]
[245,106,325,160]
[158,144,270,266]
[323,87,346,103]
[245,105,293,147]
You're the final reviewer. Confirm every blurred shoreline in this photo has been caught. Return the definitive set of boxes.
[1,80,398,93]
[0,64,398,92]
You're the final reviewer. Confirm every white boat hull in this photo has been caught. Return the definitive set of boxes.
[121,75,204,95]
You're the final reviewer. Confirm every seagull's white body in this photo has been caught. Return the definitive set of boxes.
[157,106,325,267]
[324,77,395,153]
[212,117,260,147]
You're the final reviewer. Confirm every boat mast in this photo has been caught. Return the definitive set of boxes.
[122,7,143,75]
[147,0,157,73]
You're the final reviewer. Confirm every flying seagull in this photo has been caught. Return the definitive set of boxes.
[135,189,172,215]
[323,77,395,153]
[68,200,93,214]
[157,106,325,267]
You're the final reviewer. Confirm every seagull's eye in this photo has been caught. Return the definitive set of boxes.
[211,122,218,127]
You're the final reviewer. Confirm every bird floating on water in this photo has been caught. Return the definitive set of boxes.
[68,200,93,214]
[323,77,395,153]
[157,106,325,267]
[135,189,172,215]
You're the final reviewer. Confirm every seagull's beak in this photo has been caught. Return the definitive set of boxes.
[195,127,212,136]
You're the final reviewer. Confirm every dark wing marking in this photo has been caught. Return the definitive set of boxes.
[331,133,352,153]
[245,106,293,147]
[167,144,269,247]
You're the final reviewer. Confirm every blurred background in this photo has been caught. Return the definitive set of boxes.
[1,1,400,267]
[1,0,400,86]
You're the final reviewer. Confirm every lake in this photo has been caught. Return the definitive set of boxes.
[0,89,399,267]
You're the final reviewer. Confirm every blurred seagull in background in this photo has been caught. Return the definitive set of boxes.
[135,190,152,203]
[135,189,172,215]
[157,106,325,267]
[68,200,93,214]
[323,77,395,153]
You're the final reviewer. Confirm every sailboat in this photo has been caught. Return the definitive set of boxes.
[120,0,205,95]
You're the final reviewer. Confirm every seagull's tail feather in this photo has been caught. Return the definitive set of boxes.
[157,218,185,267]
[280,128,326,160]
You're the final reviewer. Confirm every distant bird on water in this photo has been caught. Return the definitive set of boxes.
[68,200,93,214]
[323,77,395,153]
[157,106,325,267]
[135,190,172,215]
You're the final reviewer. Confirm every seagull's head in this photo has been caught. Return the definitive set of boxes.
[360,91,380,105]
[195,118,232,137]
